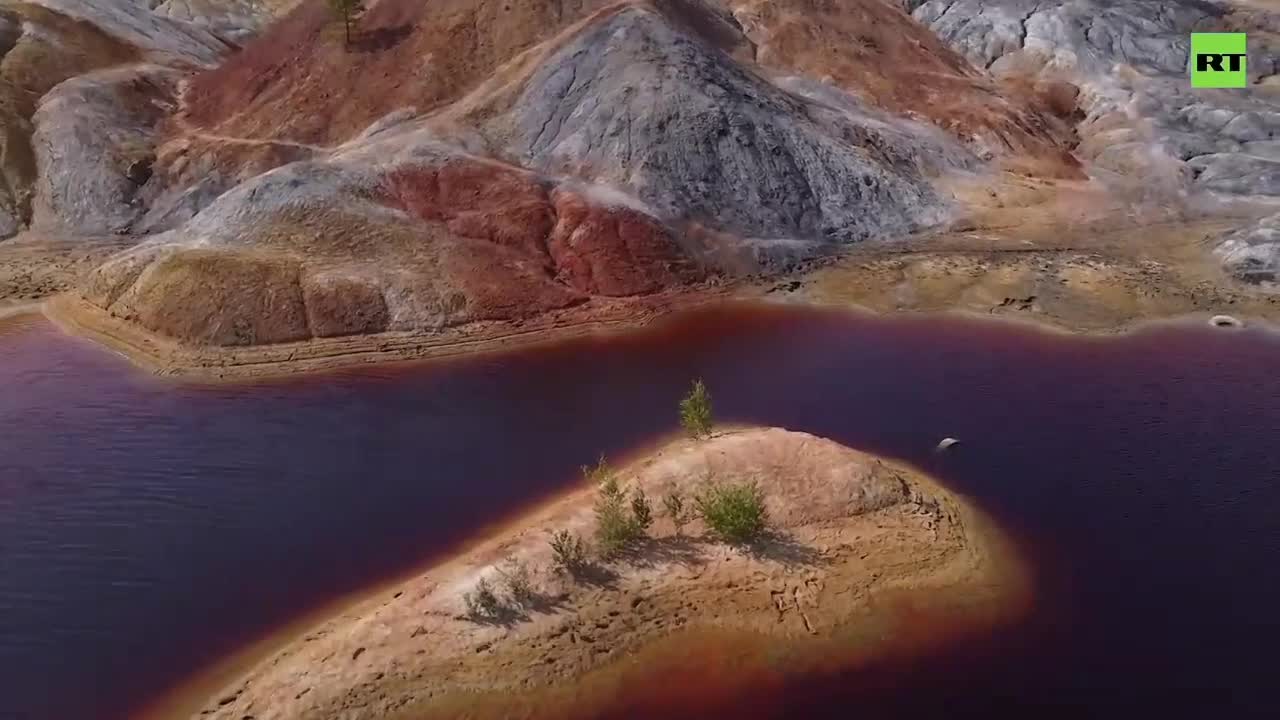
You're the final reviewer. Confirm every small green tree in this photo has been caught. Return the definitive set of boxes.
[594,464,636,558]
[663,491,688,535]
[631,486,654,532]
[679,379,714,439]
[549,530,588,575]
[588,457,652,558]
[695,480,767,545]
[327,0,364,45]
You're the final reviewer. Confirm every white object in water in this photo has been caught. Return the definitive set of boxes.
[936,437,960,451]
[1209,315,1243,329]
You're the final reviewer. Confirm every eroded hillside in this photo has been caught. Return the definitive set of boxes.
[2,0,1279,372]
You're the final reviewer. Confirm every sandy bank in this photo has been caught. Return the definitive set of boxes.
[183,427,1025,720]
[28,198,1279,382]
[42,286,735,381]
[0,302,41,322]
[797,188,1280,336]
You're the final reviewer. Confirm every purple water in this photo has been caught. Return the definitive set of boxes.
[2,305,1279,719]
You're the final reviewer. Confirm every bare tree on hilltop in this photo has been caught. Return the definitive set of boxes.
[327,0,364,47]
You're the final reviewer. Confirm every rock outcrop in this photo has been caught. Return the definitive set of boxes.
[31,65,182,235]
[903,0,1280,281]
[0,2,141,238]
[475,3,967,243]
[906,0,1280,200]
[31,0,237,67]
[1216,211,1280,285]
[726,0,1081,169]
[153,0,296,44]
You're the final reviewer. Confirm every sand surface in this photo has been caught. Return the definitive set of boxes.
[169,427,1024,720]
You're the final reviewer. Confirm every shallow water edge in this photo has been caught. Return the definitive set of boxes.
[38,287,1280,385]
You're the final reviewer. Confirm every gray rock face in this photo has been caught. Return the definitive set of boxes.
[1215,213,1280,285]
[906,0,1280,282]
[906,0,1280,201]
[1189,153,1280,195]
[133,174,242,235]
[153,0,280,44]
[907,0,1217,75]
[31,65,182,235]
[31,0,235,66]
[491,5,972,246]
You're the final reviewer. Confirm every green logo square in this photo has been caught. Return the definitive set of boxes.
[1191,33,1247,88]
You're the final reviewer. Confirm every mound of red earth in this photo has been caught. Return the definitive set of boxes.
[82,151,705,346]
[45,0,1094,355]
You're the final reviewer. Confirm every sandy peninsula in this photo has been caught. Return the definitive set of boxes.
[179,427,1025,720]
[41,285,736,381]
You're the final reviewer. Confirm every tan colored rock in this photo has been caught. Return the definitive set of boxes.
[300,271,389,338]
[110,248,310,345]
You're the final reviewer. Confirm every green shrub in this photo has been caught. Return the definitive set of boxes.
[589,457,650,558]
[631,487,654,532]
[463,576,502,620]
[497,558,534,608]
[695,480,767,545]
[549,530,588,575]
[679,379,713,439]
[595,476,636,558]
[583,455,613,485]
[663,491,688,535]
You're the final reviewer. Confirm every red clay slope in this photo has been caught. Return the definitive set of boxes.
[380,159,700,297]
[183,0,611,145]
[731,0,1080,175]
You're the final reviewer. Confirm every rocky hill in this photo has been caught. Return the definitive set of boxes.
[4,0,1280,366]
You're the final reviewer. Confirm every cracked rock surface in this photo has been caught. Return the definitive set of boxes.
[487,4,967,244]
[907,0,1280,196]
[1216,211,1280,285]
[31,65,182,236]
[905,0,1280,275]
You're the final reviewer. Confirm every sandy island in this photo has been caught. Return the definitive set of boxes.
[168,427,1025,720]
